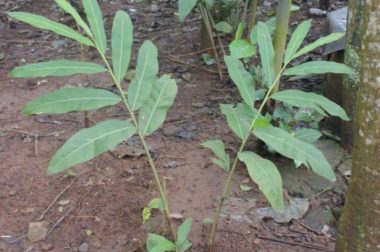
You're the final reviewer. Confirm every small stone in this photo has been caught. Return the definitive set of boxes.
[0,52,5,62]
[163,160,186,169]
[27,221,49,243]
[170,213,184,220]
[58,199,70,205]
[78,242,88,252]
[177,130,197,140]
[191,102,205,108]
[8,190,17,196]
[150,4,159,12]
[41,243,54,251]
[181,73,192,81]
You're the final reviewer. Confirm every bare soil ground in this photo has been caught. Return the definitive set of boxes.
[0,0,348,251]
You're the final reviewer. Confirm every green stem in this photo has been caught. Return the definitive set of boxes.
[96,46,177,241]
[207,64,287,249]
[248,0,258,37]
[272,0,291,94]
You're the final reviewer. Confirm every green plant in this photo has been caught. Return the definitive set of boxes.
[8,0,190,250]
[203,20,352,249]
[147,219,193,252]
[178,0,245,80]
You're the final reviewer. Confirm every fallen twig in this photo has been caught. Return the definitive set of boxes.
[295,219,323,236]
[166,55,221,75]
[43,207,75,240]
[37,179,76,221]
[256,234,333,251]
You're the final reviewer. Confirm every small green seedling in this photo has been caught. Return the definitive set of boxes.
[204,19,352,247]
[143,198,164,224]
[147,219,193,252]
[8,0,183,247]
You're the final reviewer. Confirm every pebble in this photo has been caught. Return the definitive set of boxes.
[79,242,88,252]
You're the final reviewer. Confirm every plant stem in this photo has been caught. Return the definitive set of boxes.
[205,7,226,56]
[95,46,177,241]
[199,4,224,80]
[272,0,291,94]
[207,65,287,250]
[242,0,249,31]
[248,0,258,36]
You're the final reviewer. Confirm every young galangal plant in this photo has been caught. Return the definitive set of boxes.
[8,0,191,251]
[203,19,352,248]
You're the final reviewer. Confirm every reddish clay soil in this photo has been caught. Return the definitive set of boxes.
[0,1,346,251]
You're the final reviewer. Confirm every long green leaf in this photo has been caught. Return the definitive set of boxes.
[22,87,121,115]
[250,17,276,45]
[238,151,284,211]
[82,0,107,54]
[271,89,349,120]
[55,0,92,36]
[224,55,255,107]
[294,128,322,143]
[220,103,252,140]
[284,19,311,64]
[257,22,275,88]
[138,75,177,136]
[8,12,93,46]
[178,0,198,22]
[128,40,158,111]
[9,60,107,78]
[48,120,136,174]
[147,233,175,252]
[293,32,345,59]
[201,140,230,171]
[112,10,133,84]
[283,61,353,76]
[176,219,193,248]
[253,126,336,181]
[229,40,256,59]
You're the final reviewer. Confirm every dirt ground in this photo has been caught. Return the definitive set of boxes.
[0,0,348,251]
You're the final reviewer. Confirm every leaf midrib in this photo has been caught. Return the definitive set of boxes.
[51,125,134,168]
[131,46,154,110]
[87,1,104,51]
[142,81,170,135]
[230,60,254,107]
[255,129,324,167]
[27,97,120,109]
[248,156,279,200]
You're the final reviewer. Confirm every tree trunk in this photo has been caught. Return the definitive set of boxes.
[335,0,380,251]
[341,0,363,150]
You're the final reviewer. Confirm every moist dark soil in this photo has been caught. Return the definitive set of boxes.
[0,0,348,251]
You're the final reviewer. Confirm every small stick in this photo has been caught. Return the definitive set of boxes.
[205,8,226,56]
[37,180,75,221]
[43,207,75,240]
[199,4,224,80]
[34,135,39,156]
[256,234,334,251]
[160,156,186,160]
[0,39,53,44]
[166,55,220,74]
[295,219,323,236]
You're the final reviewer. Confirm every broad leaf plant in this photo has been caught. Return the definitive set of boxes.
[204,20,352,247]
[8,1,191,251]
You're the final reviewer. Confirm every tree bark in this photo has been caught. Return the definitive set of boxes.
[341,0,364,150]
[336,0,380,251]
